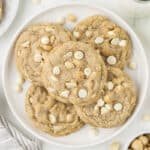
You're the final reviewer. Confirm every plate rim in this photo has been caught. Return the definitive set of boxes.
[2,2,149,148]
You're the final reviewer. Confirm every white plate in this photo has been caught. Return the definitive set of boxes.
[0,0,19,37]
[2,3,149,148]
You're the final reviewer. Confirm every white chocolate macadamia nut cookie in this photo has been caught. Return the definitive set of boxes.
[128,134,150,150]
[74,15,132,69]
[75,67,137,128]
[15,23,72,84]
[42,41,107,105]
[25,85,84,136]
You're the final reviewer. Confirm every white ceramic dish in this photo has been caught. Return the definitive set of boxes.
[0,0,19,37]
[2,3,149,148]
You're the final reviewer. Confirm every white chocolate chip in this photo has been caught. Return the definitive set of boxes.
[101,106,109,115]
[84,68,91,76]
[53,66,60,75]
[15,84,23,93]
[57,16,65,24]
[110,142,121,150]
[50,75,58,82]
[111,38,120,45]
[119,40,127,47]
[34,54,42,63]
[89,126,99,137]
[97,98,105,107]
[41,36,50,45]
[65,81,77,89]
[85,30,92,38]
[17,75,25,85]
[108,31,115,36]
[74,51,84,60]
[73,31,80,38]
[65,61,75,69]
[142,114,150,121]
[49,114,56,124]
[60,90,70,98]
[64,52,73,59]
[128,62,137,70]
[95,37,104,44]
[22,41,30,48]
[114,103,123,111]
[47,87,56,92]
[78,89,87,98]
[107,56,117,65]
[66,114,73,122]
[107,81,114,90]
[66,14,77,22]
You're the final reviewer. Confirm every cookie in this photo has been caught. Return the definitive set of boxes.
[74,15,132,69]
[42,41,107,104]
[75,67,137,128]
[0,0,4,22]
[25,84,84,136]
[15,23,72,84]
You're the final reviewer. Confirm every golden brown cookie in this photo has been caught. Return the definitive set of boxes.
[15,23,72,84]
[73,15,132,69]
[42,41,107,104]
[25,84,84,136]
[75,67,137,128]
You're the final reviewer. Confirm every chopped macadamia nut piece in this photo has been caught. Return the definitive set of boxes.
[60,90,70,98]
[111,38,120,45]
[114,103,123,111]
[49,114,57,124]
[78,89,87,98]
[41,36,50,45]
[95,37,104,44]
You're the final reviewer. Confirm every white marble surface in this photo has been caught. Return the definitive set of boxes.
[0,0,150,149]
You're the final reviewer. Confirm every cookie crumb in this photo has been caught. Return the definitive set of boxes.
[110,142,121,150]
[56,16,65,24]
[128,62,137,70]
[89,126,99,137]
[142,114,150,121]
[66,14,77,22]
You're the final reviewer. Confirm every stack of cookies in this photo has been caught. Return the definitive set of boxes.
[14,15,137,136]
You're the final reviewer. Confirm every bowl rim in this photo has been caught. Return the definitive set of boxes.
[2,2,149,148]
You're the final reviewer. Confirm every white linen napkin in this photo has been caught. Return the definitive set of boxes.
[0,116,41,150]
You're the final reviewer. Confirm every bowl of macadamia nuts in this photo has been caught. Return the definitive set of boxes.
[127,131,150,150]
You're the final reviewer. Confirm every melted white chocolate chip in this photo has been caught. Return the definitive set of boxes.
[41,36,50,45]
[53,66,60,75]
[74,51,84,60]
[60,90,70,98]
[78,88,87,98]
[95,37,104,44]
[107,81,114,90]
[111,38,120,45]
[97,99,105,107]
[114,103,123,111]
[84,68,91,76]
[49,114,56,124]
[107,56,117,65]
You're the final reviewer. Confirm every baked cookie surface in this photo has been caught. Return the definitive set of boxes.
[15,23,72,84]
[75,67,137,128]
[25,84,84,136]
[73,15,132,69]
[42,41,107,104]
